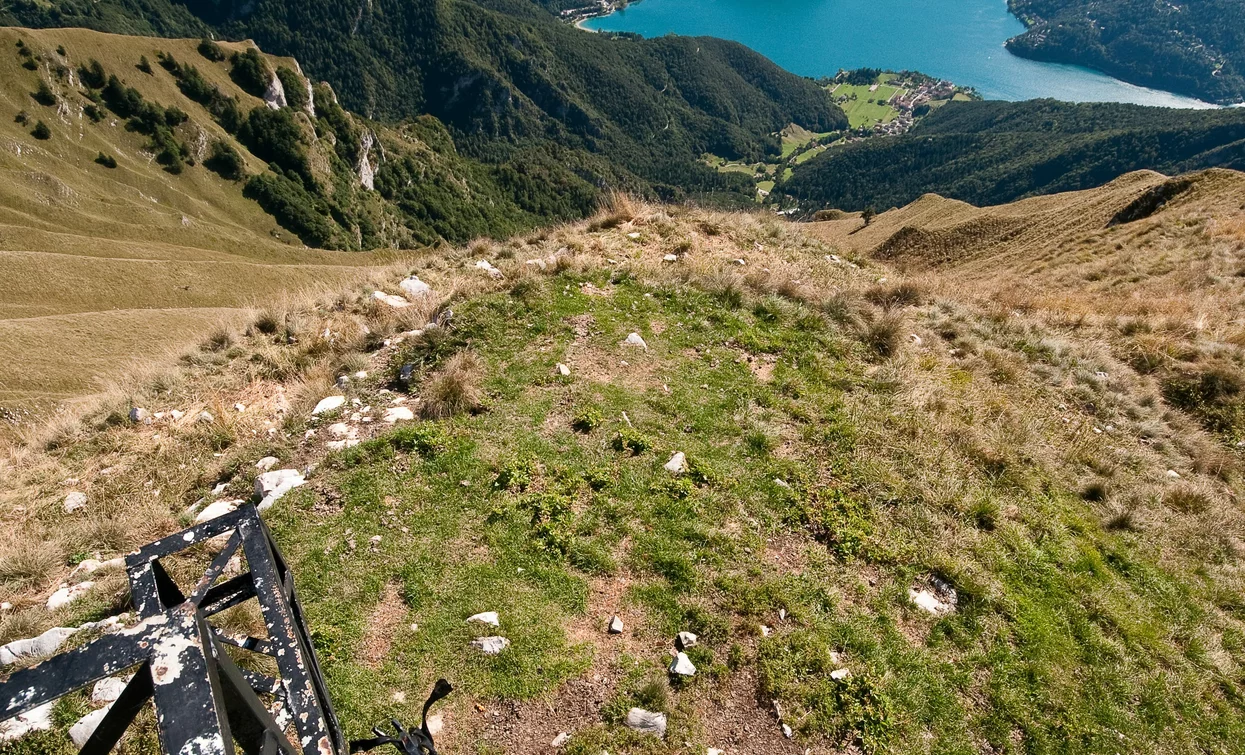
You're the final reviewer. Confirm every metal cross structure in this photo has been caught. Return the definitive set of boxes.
[0,504,450,755]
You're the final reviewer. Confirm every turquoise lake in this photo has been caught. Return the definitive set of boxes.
[582,0,1216,108]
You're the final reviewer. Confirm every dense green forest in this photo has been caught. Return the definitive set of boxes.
[0,0,845,213]
[781,99,1245,211]
[1007,0,1245,104]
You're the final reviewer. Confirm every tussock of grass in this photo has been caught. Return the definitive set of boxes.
[419,352,482,419]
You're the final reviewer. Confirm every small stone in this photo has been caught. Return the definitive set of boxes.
[327,423,353,439]
[624,332,648,350]
[383,406,415,423]
[254,469,306,511]
[624,708,667,737]
[708,749,725,755]
[197,411,214,424]
[256,456,279,471]
[0,702,54,741]
[47,582,94,611]
[732,258,746,265]
[1166,469,1181,479]
[354,370,368,380]
[626,232,641,240]
[69,558,124,579]
[129,407,150,424]
[63,492,87,513]
[425,714,444,736]
[909,334,922,345]
[676,631,699,649]
[781,723,793,738]
[91,677,129,704]
[467,611,500,627]
[773,478,790,489]
[233,403,246,412]
[830,668,851,680]
[313,396,346,415]
[663,253,678,262]
[400,276,433,299]
[551,732,570,747]
[475,260,503,279]
[556,362,571,376]
[760,625,772,637]
[169,410,184,421]
[336,375,351,388]
[608,616,624,634]
[373,290,412,308]
[669,652,696,676]
[664,452,687,474]
[470,636,510,655]
[194,498,240,524]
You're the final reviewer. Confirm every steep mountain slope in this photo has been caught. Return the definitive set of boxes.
[3,179,1245,754]
[782,98,1245,211]
[809,167,1245,443]
[0,0,848,202]
[1007,0,1245,105]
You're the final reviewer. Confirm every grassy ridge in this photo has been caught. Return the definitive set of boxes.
[3,186,1245,752]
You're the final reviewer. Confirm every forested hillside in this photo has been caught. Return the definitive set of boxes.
[0,0,846,206]
[782,99,1245,211]
[1007,0,1245,104]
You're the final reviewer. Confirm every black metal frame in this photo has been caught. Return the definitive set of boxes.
[0,505,450,755]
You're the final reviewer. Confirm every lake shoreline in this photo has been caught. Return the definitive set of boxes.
[574,0,1219,108]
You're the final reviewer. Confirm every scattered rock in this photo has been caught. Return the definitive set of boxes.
[382,406,415,423]
[336,375,351,388]
[234,403,246,413]
[732,258,746,265]
[830,668,851,680]
[256,456,279,471]
[327,423,354,439]
[624,708,667,738]
[760,625,772,637]
[551,732,570,747]
[626,232,641,240]
[326,440,360,451]
[1166,469,1182,479]
[0,702,54,742]
[708,749,725,755]
[0,627,77,666]
[676,631,698,650]
[662,254,678,262]
[467,611,500,627]
[669,652,696,676]
[664,452,687,474]
[373,290,411,308]
[908,576,957,616]
[47,582,94,611]
[169,410,185,421]
[909,334,922,346]
[623,332,649,351]
[312,396,346,415]
[400,276,433,299]
[781,723,793,738]
[426,714,444,736]
[63,491,87,513]
[91,677,129,704]
[129,407,150,424]
[470,636,510,655]
[475,260,503,279]
[196,498,241,523]
[608,616,624,634]
[197,411,214,424]
[69,705,112,748]
[254,469,306,511]
[69,557,124,579]
[556,362,571,377]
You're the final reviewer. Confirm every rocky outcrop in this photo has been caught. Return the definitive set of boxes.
[263,73,288,110]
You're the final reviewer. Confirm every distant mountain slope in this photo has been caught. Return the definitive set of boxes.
[0,0,847,202]
[782,99,1245,211]
[1007,0,1245,105]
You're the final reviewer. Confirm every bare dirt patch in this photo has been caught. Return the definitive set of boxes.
[358,581,408,669]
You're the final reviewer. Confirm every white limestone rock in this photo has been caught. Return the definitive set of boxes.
[669,652,696,676]
[470,636,510,655]
[664,452,687,474]
[624,708,666,737]
[399,276,433,299]
[91,676,129,704]
[556,362,571,377]
[383,406,415,423]
[373,290,411,309]
[69,705,112,748]
[129,407,150,424]
[262,73,287,110]
[196,498,242,523]
[312,396,346,415]
[0,702,54,742]
[69,557,124,579]
[608,616,624,634]
[475,260,503,279]
[256,456,279,471]
[47,581,94,611]
[467,611,500,627]
[0,627,77,666]
[63,491,87,513]
[676,631,698,649]
[623,332,648,351]
[254,469,306,511]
